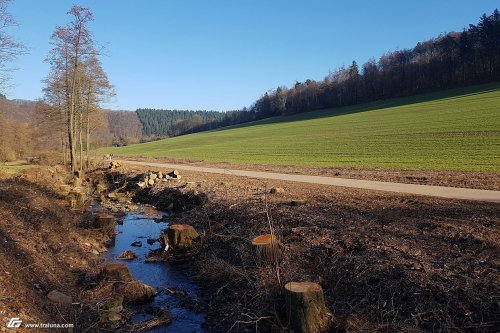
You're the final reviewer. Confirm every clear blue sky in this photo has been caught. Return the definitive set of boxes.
[6,0,499,111]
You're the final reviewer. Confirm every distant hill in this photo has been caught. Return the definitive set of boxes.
[0,98,38,124]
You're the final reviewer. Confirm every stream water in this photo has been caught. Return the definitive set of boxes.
[101,207,206,333]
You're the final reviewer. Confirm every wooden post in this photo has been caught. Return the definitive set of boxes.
[166,224,199,250]
[252,234,282,266]
[94,214,115,235]
[285,282,330,333]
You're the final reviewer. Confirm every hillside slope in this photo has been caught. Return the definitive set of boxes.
[106,83,500,172]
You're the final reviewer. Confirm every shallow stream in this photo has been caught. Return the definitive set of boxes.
[101,207,206,332]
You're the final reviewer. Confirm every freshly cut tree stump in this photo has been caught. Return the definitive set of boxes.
[94,214,115,235]
[166,224,199,250]
[285,282,330,333]
[252,234,282,266]
[101,263,133,282]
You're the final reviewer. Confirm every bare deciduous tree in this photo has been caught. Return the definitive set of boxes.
[43,5,112,173]
[0,0,27,91]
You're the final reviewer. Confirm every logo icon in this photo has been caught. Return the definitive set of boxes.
[6,317,22,328]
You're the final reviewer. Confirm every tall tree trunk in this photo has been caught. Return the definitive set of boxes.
[79,109,83,173]
[85,110,90,170]
[68,105,75,172]
[69,29,82,173]
[62,137,67,166]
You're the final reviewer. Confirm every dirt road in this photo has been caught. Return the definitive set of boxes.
[119,159,500,203]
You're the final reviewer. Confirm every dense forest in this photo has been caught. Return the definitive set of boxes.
[250,9,500,118]
[136,109,228,137]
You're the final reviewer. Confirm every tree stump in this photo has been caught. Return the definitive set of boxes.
[285,282,330,333]
[118,280,156,303]
[252,234,282,266]
[166,224,199,250]
[270,187,285,194]
[66,188,85,207]
[94,214,115,235]
[101,263,133,282]
[59,184,71,195]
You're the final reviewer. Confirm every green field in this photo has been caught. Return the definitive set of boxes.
[107,83,500,171]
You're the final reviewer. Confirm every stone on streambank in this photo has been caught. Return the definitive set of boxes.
[99,295,124,323]
[100,311,122,323]
[116,250,138,260]
[47,290,72,304]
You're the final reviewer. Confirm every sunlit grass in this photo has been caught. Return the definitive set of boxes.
[0,163,31,173]
[105,83,500,171]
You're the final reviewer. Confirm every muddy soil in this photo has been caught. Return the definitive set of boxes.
[122,165,499,332]
[1,164,498,332]
[117,156,500,191]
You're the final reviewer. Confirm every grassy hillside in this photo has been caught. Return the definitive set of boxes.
[105,83,500,171]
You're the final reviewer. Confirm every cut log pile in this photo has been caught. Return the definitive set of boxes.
[137,170,182,189]
[109,161,122,170]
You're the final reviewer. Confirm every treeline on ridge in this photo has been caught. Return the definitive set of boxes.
[251,9,500,117]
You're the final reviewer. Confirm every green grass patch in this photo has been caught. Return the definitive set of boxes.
[105,83,500,172]
[0,163,31,173]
